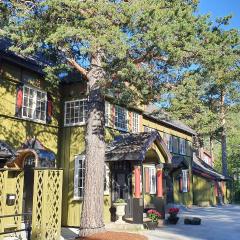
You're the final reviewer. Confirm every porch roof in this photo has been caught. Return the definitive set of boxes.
[192,154,229,181]
[171,155,189,169]
[106,131,172,163]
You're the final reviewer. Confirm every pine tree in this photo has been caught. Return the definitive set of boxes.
[2,0,215,236]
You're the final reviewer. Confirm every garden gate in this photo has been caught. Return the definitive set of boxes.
[0,168,63,240]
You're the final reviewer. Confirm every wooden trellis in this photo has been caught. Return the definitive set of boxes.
[32,169,63,240]
[0,169,24,238]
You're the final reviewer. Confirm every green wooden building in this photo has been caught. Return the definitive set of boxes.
[0,39,230,230]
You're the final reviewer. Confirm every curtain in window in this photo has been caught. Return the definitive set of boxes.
[46,93,53,124]
[15,84,23,117]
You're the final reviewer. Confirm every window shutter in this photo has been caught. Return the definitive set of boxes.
[46,93,53,124]
[179,177,183,193]
[74,156,80,199]
[144,167,150,193]
[15,84,23,117]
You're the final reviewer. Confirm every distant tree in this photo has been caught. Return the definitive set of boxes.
[2,0,215,236]
[200,17,240,176]
[165,16,240,176]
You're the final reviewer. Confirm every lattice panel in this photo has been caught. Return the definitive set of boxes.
[14,172,24,227]
[32,169,63,240]
[0,171,5,233]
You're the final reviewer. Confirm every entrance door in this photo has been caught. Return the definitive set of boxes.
[111,162,133,218]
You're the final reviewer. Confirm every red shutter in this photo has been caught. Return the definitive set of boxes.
[16,84,23,117]
[129,111,133,132]
[145,167,150,193]
[179,177,183,193]
[46,93,53,123]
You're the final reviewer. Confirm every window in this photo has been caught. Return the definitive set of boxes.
[64,99,87,126]
[173,136,179,153]
[145,166,157,194]
[132,112,140,133]
[115,105,127,131]
[104,163,110,195]
[150,167,156,194]
[182,169,188,193]
[74,155,85,199]
[168,135,173,152]
[105,101,111,127]
[144,126,155,132]
[22,85,47,122]
[179,138,186,155]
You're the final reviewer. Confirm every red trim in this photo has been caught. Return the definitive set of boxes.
[16,88,23,109]
[145,167,150,193]
[179,177,183,192]
[157,169,163,197]
[134,166,141,198]
[187,174,190,192]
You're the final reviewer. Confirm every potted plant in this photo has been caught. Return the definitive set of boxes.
[146,209,162,230]
[113,198,127,223]
[167,207,180,224]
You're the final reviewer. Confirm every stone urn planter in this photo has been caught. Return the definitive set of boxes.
[145,221,158,230]
[113,200,127,224]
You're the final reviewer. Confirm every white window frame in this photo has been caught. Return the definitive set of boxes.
[149,166,156,194]
[64,99,87,127]
[105,101,111,127]
[182,169,188,193]
[104,163,110,195]
[114,105,128,131]
[179,138,186,155]
[144,126,155,132]
[132,112,140,133]
[22,85,47,123]
[73,155,85,200]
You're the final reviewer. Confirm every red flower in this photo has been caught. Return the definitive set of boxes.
[147,209,162,222]
[168,208,179,214]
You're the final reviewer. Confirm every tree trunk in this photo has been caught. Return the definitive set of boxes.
[209,135,214,166]
[220,89,228,176]
[79,53,106,237]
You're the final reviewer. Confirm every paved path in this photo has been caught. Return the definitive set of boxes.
[144,205,240,240]
[61,205,240,240]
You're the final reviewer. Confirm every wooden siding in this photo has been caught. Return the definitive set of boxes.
[173,169,193,206]
[142,118,193,141]
[193,175,216,206]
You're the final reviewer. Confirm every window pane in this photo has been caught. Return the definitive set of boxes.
[64,100,87,126]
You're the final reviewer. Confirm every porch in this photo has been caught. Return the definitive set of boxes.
[105,131,172,224]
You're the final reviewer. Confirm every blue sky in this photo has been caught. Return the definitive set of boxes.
[198,0,240,29]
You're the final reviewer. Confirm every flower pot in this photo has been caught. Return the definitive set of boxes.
[146,221,158,230]
[168,216,179,224]
[113,202,127,224]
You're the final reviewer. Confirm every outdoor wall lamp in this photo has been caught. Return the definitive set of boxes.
[6,194,16,206]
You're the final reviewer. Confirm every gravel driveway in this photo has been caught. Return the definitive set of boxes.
[144,205,240,240]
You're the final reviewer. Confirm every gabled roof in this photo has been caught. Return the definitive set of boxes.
[0,38,46,74]
[144,104,197,136]
[106,131,172,163]
[192,153,229,181]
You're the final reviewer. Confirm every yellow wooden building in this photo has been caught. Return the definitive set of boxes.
[0,39,230,232]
